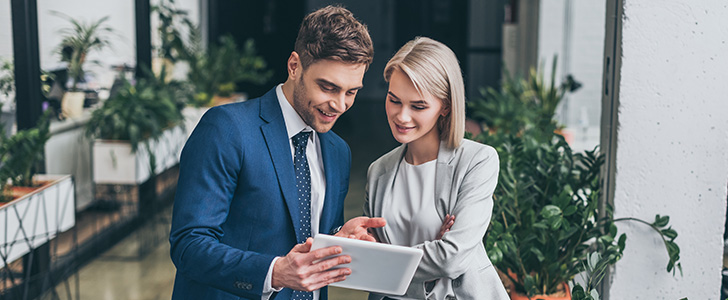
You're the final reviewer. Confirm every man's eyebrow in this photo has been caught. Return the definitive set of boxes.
[316,78,363,91]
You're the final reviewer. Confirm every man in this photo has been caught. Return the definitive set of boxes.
[169,5,384,300]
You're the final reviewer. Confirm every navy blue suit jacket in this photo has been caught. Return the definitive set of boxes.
[169,88,350,299]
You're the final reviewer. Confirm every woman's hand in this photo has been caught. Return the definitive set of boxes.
[436,214,455,240]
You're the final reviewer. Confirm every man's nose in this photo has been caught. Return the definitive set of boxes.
[330,93,347,113]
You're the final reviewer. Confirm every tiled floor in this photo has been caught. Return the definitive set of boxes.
[50,100,397,299]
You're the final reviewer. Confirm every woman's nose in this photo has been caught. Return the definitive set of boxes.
[395,108,411,123]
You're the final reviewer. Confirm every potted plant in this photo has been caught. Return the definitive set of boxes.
[85,68,186,185]
[0,111,75,267]
[467,58,581,138]
[469,64,681,299]
[185,34,272,107]
[476,127,680,299]
[151,0,196,80]
[53,12,114,119]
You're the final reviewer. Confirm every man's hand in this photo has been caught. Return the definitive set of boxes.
[436,214,455,240]
[271,238,351,292]
[335,217,386,242]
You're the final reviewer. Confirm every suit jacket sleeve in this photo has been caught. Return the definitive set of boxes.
[169,107,275,298]
[404,146,500,299]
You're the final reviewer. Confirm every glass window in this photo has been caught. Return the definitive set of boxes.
[539,0,606,152]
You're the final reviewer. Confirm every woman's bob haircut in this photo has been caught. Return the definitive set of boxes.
[383,37,465,149]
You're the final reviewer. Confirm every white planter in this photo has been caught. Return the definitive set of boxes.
[182,106,210,139]
[0,174,75,267]
[92,125,186,185]
[61,91,85,119]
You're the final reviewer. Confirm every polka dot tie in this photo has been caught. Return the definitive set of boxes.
[291,131,313,300]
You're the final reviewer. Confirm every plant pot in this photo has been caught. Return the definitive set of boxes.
[61,91,85,119]
[210,92,247,107]
[0,174,75,267]
[92,125,186,184]
[509,282,571,300]
[182,106,210,139]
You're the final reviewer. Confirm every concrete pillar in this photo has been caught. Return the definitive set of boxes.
[607,1,728,299]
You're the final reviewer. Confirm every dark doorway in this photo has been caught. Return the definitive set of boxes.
[393,0,469,77]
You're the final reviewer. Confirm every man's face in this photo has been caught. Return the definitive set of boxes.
[291,59,367,133]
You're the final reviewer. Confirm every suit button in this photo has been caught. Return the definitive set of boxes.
[234,280,253,290]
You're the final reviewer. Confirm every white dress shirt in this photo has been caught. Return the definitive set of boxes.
[262,84,327,300]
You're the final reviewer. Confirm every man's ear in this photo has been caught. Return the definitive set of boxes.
[287,51,301,79]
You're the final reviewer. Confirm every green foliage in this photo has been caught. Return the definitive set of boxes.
[467,58,579,136]
[185,35,273,106]
[476,126,681,296]
[0,58,14,100]
[470,61,681,297]
[478,128,617,296]
[85,68,184,152]
[52,12,114,91]
[0,111,52,198]
[150,0,272,107]
[153,0,196,63]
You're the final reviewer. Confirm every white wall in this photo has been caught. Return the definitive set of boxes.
[609,1,728,299]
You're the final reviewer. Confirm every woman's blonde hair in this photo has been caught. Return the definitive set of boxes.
[383,37,465,148]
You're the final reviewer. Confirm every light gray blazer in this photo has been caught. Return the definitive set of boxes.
[364,139,509,300]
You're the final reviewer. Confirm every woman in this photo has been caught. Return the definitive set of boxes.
[364,37,508,300]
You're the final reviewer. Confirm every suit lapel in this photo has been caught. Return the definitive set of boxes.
[435,141,455,217]
[373,145,406,244]
[258,89,304,241]
[318,132,338,234]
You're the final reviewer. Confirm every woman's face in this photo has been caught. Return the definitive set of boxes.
[385,69,447,145]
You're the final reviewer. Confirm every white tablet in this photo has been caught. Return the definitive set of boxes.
[310,234,423,295]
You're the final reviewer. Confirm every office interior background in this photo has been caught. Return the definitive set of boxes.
[0,0,726,299]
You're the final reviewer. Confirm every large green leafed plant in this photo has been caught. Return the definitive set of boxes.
[469,62,681,298]
[0,111,52,201]
[85,68,184,152]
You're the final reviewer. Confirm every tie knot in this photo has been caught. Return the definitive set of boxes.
[292,131,312,148]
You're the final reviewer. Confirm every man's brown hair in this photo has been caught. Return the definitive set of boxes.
[294,5,374,69]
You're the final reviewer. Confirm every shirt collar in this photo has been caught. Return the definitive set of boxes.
[276,84,313,140]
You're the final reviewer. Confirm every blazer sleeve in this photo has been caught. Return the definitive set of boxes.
[169,107,275,298]
[404,146,500,299]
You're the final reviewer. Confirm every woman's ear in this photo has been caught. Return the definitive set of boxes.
[441,103,451,117]
[287,51,301,79]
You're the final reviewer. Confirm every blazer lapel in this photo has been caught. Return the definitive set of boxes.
[373,145,406,244]
[258,90,304,241]
[435,141,455,217]
[317,132,339,234]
